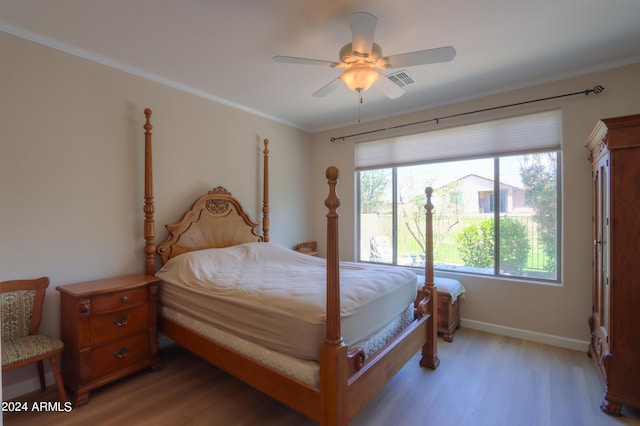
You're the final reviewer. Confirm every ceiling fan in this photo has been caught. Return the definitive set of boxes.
[273,12,456,99]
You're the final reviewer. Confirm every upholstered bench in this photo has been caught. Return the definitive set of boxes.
[418,276,466,342]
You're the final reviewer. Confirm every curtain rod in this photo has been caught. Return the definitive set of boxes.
[330,85,605,142]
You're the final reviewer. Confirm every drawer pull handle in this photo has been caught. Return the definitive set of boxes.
[113,347,130,359]
[121,295,129,302]
[112,315,129,327]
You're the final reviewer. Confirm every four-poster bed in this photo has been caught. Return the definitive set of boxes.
[142,108,439,425]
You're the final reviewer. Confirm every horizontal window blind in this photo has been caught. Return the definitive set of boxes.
[356,109,561,170]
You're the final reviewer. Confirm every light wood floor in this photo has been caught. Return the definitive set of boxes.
[4,328,640,426]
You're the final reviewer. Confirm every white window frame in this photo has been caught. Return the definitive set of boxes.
[356,110,562,283]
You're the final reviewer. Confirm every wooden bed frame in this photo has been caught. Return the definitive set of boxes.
[141,108,439,425]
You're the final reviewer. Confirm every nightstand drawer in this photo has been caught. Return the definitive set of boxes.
[90,332,149,380]
[89,303,149,346]
[91,287,148,313]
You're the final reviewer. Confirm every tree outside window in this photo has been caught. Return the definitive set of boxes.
[358,152,559,282]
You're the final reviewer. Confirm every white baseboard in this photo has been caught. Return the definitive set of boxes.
[158,333,174,348]
[2,372,55,401]
[461,318,590,352]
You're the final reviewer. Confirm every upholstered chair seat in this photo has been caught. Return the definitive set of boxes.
[2,335,64,366]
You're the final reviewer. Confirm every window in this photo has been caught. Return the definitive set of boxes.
[357,111,561,282]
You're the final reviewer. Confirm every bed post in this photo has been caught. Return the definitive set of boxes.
[262,139,270,242]
[320,166,348,426]
[143,108,157,276]
[420,187,440,369]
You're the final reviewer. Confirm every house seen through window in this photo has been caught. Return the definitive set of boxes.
[357,110,561,283]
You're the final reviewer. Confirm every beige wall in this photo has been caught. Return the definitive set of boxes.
[309,61,640,348]
[3,27,640,399]
[0,32,312,397]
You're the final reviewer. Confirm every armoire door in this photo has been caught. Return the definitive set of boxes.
[592,154,610,352]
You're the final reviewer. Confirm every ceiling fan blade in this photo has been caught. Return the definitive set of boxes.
[351,12,377,57]
[382,46,456,69]
[374,75,405,99]
[312,78,343,97]
[273,55,338,67]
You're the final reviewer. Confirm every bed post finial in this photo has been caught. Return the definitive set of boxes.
[424,186,434,285]
[324,166,341,342]
[420,185,439,369]
[262,139,270,242]
[143,108,156,276]
[320,165,348,426]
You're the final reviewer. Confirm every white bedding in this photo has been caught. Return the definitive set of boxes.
[156,242,418,361]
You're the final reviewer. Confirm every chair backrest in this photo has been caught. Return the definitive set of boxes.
[296,241,317,252]
[0,277,49,341]
[369,235,392,262]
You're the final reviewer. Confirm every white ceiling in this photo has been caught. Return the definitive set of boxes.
[2,0,640,132]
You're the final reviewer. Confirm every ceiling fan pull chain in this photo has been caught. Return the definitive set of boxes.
[358,91,363,123]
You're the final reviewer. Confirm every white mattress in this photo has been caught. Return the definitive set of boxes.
[156,242,418,361]
[161,303,414,388]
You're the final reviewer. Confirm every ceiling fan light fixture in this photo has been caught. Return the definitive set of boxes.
[340,64,379,92]
[273,12,455,99]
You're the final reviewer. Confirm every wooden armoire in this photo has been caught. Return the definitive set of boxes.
[585,113,640,415]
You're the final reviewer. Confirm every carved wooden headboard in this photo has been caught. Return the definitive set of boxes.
[143,108,270,273]
[156,186,264,263]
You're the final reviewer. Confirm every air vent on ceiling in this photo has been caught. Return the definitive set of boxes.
[386,70,416,88]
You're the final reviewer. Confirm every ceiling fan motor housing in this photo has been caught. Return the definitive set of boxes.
[339,43,383,65]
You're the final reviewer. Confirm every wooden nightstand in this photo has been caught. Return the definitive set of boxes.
[56,273,160,405]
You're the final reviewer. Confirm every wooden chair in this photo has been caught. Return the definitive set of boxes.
[295,241,318,256]
[1,277,67,403]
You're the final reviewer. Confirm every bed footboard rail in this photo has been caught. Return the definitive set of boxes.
[319,171,439,426]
